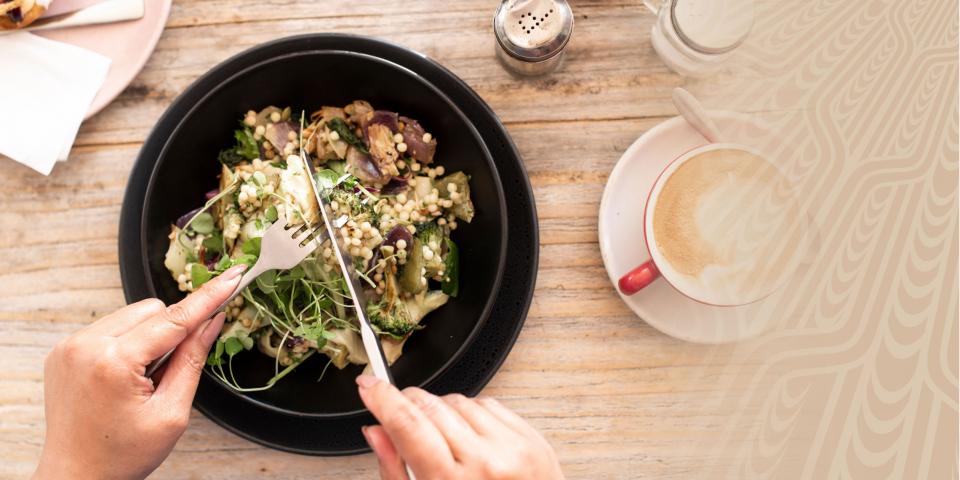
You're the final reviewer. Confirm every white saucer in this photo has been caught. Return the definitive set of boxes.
[598,112,775,344]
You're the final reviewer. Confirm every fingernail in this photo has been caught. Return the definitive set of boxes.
[201,313,226,345]
[220,264,246,281]
[356,374,380,390]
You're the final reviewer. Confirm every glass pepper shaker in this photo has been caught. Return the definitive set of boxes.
[494,0,574,76]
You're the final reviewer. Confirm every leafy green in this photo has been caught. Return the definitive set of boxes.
[224,337,244,356]
[327,118,368,154]
[241,237,262,256]
[215,255,232,272]
[442,238,459,297]
[191,213,215,234]
[207,339,225,366]
[191,263,212,288]
[265,205,278,222]
[233,254,258,267]
[293,321,334,348]
[255,270,278,295]
[314,169,340,191]
[218,128,260,166]
[277,266,305,283]
[327,160,346,176]
[202,231,224,253]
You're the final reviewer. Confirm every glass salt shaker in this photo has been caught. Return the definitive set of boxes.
[494,0,574,76]
[645,0,754,77]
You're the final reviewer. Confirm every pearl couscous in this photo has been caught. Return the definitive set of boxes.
[162,102,474,391]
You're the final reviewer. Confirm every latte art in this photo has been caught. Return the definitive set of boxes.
[650,148,806,305]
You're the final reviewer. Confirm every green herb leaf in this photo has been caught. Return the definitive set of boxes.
[207,340,225,366]
[241,237,262,256]
[441,238,459,297]
[191,213,215,234]
[314,169,340,190]
[293,321,333,345]
[277,266,305,283]
[224,337,243,357]
[202,231,224,253]
[233,254,258,266]
[255,269,278,295]
[218,128,260,166]
[215,255,232,271]
[327,160,346,176]
[321,330,337,340]
[327,118,368,154]
[265,205,278,222]
[254,219,264,231]
[191,263,213,289]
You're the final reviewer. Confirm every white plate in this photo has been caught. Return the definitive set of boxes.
[598,112,776,344]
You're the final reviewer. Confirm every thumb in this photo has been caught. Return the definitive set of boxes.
[153,312,225,411]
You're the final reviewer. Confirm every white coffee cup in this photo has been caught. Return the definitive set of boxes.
[618,143,808,306]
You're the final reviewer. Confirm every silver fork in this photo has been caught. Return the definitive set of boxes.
[144,213,325,377]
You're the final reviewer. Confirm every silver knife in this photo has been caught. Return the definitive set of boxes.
[303,156,394,384]
[0,0,144,36]
[300,140,416,480]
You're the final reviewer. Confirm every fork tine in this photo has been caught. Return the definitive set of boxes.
[293,226,311,243]
[301,236,322,254]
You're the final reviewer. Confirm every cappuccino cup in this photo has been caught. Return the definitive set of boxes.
[618,143,807,306]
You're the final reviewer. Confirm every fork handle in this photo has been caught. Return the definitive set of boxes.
[143,263,266,378]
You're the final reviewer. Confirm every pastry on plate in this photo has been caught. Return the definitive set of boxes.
[0,0,50,30]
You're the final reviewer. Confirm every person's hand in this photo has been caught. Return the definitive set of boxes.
[357,375,564,480]
[33,265,245,480]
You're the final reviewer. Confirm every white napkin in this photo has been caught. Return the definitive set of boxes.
[0,32,110,175]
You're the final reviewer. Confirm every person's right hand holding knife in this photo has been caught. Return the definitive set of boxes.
[357,375,565,480]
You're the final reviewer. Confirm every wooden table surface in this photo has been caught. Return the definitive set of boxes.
[0,1,746,478]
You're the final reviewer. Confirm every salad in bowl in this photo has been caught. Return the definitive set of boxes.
[164,101,474,391]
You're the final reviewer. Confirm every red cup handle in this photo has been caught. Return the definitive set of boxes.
[618,260,661,295]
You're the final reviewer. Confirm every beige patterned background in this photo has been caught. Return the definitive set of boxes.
[685,0,959,477]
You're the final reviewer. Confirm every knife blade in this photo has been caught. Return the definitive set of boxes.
[302,154,394,384]
[0,0,144,35]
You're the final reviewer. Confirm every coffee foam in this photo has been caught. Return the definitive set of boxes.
[650,148,806,305]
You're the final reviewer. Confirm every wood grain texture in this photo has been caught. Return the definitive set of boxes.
[0,1,744,478]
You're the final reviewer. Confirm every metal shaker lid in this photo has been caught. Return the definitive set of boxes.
[672,0,754,55]
[494,0,574,62]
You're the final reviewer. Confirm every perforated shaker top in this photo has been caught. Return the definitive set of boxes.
[494,0,573,62]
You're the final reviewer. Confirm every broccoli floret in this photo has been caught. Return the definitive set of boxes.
[368,290,449,339]
[367,300,416,339]
[415,221,446,277]
[329,187,378,224]
[330,188,364,215]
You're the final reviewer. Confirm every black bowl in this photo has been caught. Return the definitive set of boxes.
[122,34,538,454]
[139,50,507,415]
